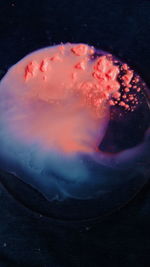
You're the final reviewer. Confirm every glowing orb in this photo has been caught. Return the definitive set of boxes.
[0,43,149,219]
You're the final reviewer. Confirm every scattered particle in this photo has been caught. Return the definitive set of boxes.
[122,94,127,99]
[109,100,115,106]
[122,64,128,70]
[24,61,39,81]
[89,47,95,55]
[119,101,125,106]
[71,44,88,56]
[40,58,49,72]
[74,60,86,70]
[129,95,134,101]
[50,54,62,61]
[112,91,121,99]
[124,87,130,93]
[122,70,133,85]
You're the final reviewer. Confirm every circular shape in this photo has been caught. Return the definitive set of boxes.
[0,43,149,220]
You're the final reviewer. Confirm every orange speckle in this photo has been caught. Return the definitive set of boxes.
[89,47,95,55]
[101,91,109,99]
[125,104,129,109]
[74,60,86,70]
[109,100,115,106]
[24,61,39,81]
[112,91,121,99]
[122,94,127,99]
[106,67,119,80]
[40,58,49,72]
[92,71,106,81]
[122,70,133,85]
[122,64,128,70]
[94,56,107,73]
[50,54,62,61]
[119,101,125,106]
[71,44,88,56]
[124,87,130,93]
[129,95,134,101]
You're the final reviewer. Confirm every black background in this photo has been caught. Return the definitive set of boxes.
[0,0,150,266]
